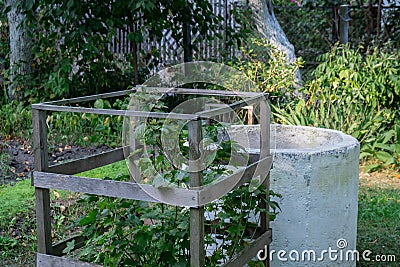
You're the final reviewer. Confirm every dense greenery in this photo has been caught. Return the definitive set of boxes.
[1,0,243,104]
[272,44,399,170]
[274,0,400,77]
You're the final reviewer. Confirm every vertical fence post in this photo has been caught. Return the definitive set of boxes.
[259,97,271,267]
[188,119,205,266]
[339,5,350,44]
[32,108,52,255]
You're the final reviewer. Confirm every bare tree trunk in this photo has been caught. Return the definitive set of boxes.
[7,0,32,100]
[248,0,302,84]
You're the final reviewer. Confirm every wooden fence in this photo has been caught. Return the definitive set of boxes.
[32,88,273,266]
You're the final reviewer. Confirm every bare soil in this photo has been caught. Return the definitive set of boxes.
[0,137,110,184]
[359,165,400,189]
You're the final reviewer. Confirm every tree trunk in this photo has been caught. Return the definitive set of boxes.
[248,0,302,83]
[7,0,32,101]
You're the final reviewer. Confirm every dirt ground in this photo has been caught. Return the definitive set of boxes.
[0,137,110,183]
[359,165,400,189]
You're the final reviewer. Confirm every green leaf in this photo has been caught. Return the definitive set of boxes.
[62,240,75,255]
[153,175,173,188]
[248,176,261,193]
[94,99,104,109]
[364,163,382,172]
[79,210,98,226]
[359,152,372,159]
[375,151,395,164]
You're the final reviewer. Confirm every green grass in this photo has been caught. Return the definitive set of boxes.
[0,179,36,266]
[0,161,129,266]
[357,185,400,266]
[78,160,128,178]
[0,179,35,226]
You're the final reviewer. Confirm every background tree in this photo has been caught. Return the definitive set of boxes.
[247,0,301,83]
[5,0,32,100]
[248,0,297,63]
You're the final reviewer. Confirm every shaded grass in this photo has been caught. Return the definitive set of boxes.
[0,179,36,266]
[0,179,34,225]
[0,161,129,266]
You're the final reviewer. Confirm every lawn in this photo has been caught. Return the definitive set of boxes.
[0,163,398,266]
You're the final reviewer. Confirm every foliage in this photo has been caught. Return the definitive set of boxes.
[229,38,303,100]
[273,0,400,80]
[73,181,279,266]
[0,141,12,184]
[273,44,400,171]
[361,122,400,172]
[0,101,32,138]
[46,98,128,147]
[1,0,244,104]
[69,92,280,266]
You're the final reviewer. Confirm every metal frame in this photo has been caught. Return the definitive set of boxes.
[32,87,272,266]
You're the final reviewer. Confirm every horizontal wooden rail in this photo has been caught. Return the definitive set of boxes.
[36,253,102,267]
[52,235,87,257]
[40,87,263,107]
[31,104,200,120]
[34,155,270,208]
[48,147,125,175]
[42,88,136,105]
[148,87,263,97]
[198,156,272,206]
[32,172,199,207]
[197,94,267,118]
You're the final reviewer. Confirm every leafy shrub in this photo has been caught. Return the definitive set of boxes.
[273,44,400,171]
[229,38,303,99]
[74,181,279,266]
[0,101,32,138]
[69,91,280,266]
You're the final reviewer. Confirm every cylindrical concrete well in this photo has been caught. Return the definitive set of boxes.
[228,124,360,266]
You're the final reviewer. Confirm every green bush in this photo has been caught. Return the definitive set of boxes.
[228,38,303,99]
[0,101,32,138]
[69,91,280,266]
[273,44,400,171]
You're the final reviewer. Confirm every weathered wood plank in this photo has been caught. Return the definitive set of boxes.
[188,119,205,266]
[222,229,272,267]
[43,88,136,105]
[32,109,49,174]
[32,172,199,207]
[259,98,270,158]
[52,235,87,257]
[38,87,260,109]
[48,147,125,175]
[197,94,267,119]
[259,98,271,267]
[198,156,272,206]
[32,108,53,255]
[147,87,261,97]
[36,253,102,267]
[32,104,199,120]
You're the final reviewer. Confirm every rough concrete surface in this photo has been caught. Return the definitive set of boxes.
[229,124,360,267]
